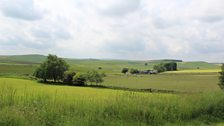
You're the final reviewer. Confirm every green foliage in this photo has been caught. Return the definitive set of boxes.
[121,68,129,74]
[153,63,166,73]
[86,70,104,85]
[153,62,177,73]
[63,71,76,84]
[219,64,224,90]
[164,62,177,71]
[73,73,87,86]
[130,68,139,74]
[34,63,47,82]
[34,54,69,82]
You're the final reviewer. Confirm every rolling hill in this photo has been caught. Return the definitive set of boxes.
[0,54,220,75]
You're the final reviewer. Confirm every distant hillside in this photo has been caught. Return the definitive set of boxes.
[177,61,219,70]
[0,54,46,64]
[0,54,219,71]
[149,59,183,63]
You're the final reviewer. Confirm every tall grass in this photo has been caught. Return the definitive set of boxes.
[0,82,224,126]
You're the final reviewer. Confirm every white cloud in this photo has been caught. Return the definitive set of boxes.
[0,0,44,20]
[0,0,224,62]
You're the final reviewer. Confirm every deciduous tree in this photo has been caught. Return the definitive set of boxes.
[34,54,69,82]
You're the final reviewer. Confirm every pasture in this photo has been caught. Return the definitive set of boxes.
[0,55,221,93]
[0,78,224,126]
[0,55,223,125]
[0,64,220,92]
[102,73,220,92]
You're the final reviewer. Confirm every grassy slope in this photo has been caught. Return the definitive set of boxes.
[0,55,221,93]
[0,54,46,64]
[177,61,219,70]
[0,55,220,74]
[0,78,224,126]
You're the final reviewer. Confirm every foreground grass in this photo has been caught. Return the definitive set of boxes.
[0,78,224,126]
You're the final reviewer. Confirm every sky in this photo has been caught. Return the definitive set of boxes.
[0,0,224,62]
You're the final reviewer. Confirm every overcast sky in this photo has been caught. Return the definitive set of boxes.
[0,0,224,62]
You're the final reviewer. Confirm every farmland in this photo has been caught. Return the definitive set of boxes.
[102,73,220,92]
[0,55,221,92]
[0,78,224,126]
[0,55,223,125]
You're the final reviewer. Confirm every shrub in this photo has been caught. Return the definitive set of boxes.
[63,71,76,84]
[219,64,224,90]
[130,69,139,74]
[86,70,104,85]
[121,68,129,74]
[153,63,166,73]
[153,62,177,73]
[73,73,87,86]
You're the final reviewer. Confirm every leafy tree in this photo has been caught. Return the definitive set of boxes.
[86,70,104,85]
[121,68,129,74]
[63,71,76,84]
[153,63,166,73]
[219,64,224,90]
[73,73,87,86]
[34,54,69,82]
[130,68,139,74]
[153,62,177,73]
[34,62,47,82]
[164,62,177,71]
[145,63,148,66]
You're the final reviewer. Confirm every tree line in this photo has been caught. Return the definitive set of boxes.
[153,62,177,73]
[121,62,177,74]
[34,54,105,86]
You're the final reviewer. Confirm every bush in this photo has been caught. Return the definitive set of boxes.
[73,73,87,86]
[164,62,177,71]
[130,69,139,74]
[153,62,177,73]
[86,70,104,85]
[63,71,76,84]
[153,63,166,73]
[121,68,129,74]
[219,64,224,90]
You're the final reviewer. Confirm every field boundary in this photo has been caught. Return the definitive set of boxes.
[85,85,184,94]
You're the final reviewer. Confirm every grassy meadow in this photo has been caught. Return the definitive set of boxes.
[0,78,224,126]
[0,55,223,125]
[102,73,220,92]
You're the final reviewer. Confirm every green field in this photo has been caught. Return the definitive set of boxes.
[0,55,220,75]
[0,55,221,92]
[0,78,224,126]
[102,73,220,92]
[0,55,223,125]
